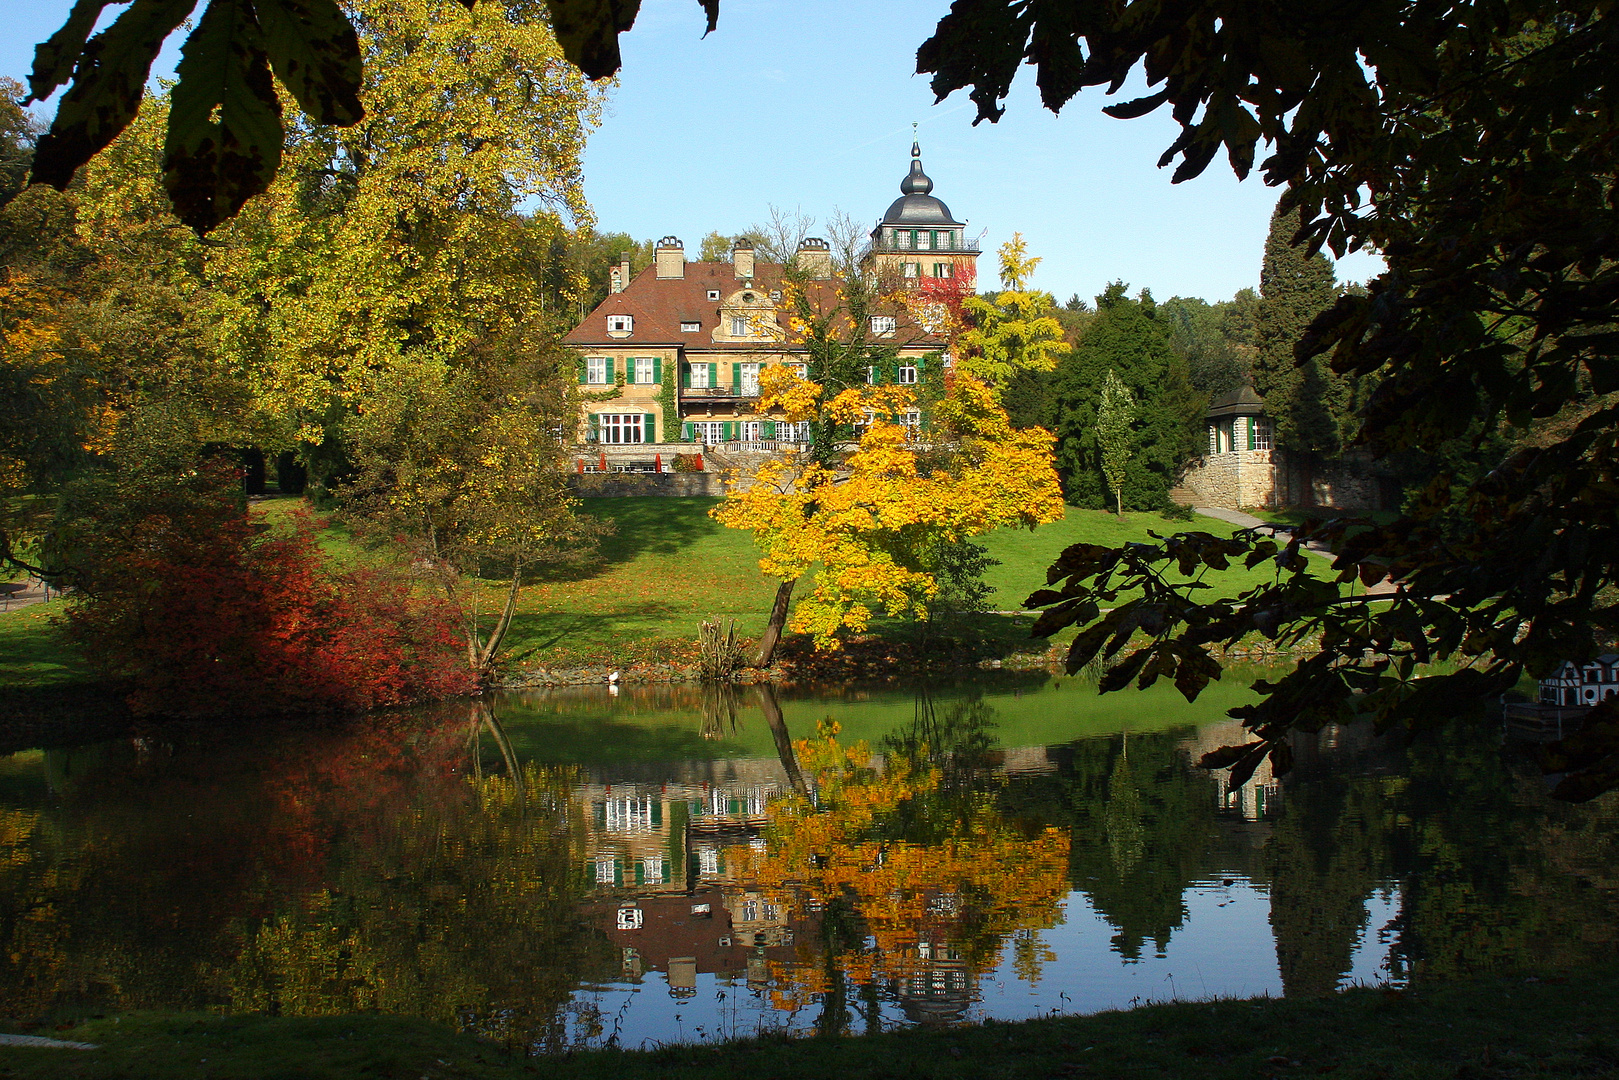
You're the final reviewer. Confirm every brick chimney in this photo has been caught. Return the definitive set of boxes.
[655,236,685,279]
[609,256,632,293]
[796,237,832,279]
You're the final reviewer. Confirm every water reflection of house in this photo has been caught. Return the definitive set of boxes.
[578,885,817,997]
[887,937,972,1024]
[1181,720,1281,821]
[578,758,790,894]
[995,745,1056,777]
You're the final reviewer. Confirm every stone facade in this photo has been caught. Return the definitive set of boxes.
[1176,385,1394,511]
[1179,448,1279,509]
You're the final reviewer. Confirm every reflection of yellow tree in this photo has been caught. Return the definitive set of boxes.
[725,725,1069,1016]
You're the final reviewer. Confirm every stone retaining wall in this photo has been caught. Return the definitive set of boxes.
[567,473,727,497]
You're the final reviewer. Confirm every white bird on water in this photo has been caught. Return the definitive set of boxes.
[608,670,620,685]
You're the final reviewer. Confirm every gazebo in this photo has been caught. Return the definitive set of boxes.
[1205,384,1271,455]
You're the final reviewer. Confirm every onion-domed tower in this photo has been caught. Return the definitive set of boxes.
[867,140,979,289]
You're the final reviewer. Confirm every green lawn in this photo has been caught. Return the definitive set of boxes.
[0,498,1329,686]
[2,973,1613,1079]
[0,603,85,689]
[979,506,1313,612]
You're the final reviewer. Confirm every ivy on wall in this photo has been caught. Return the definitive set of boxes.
[658,363,679,439]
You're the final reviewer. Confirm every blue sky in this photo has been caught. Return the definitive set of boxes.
[5,0,1383,304]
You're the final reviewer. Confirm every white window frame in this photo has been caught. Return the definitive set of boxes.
[740,362,760,396]
[689,362,711,389]
[641,856,665,886]
[903,262,920,278]
[691,420,725,443]
[776,421,810,443]
[633,357,654,385]
[933,262,954,278]
[680,321,700,333]
[595,857,616,884]
[899,409,922,430]
[586,356,608,385]
[897,365,918,385]
[730,315,749,336]
[607,314,633,334]
[870,315,896,335]
[769,290,782,300]
[616,907,644,930]
[741,420,762,441]
[707,289,721,300]
[787,362,808,379]
[1251,417,1274,451]
[599,414,645,444]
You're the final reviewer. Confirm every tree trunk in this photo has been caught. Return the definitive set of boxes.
[474,563,523,683]
[754,578,796,667]
[755,683,807,797]
[1115,486,1124,517]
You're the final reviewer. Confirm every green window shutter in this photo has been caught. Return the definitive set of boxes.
[652,801,662,827]
[653,357,663,384]
[763,420,776,438]
[635,862,645,885]
[723,422,736,441]
[708,362,717,387]
[682,421,693,441]
[576,355,587,384]
[588,413,600,441]
[605,357,616,383]
[645,412,657,443]
[731,362,742,391]
[614,861,622,886]
[681,361,692,388]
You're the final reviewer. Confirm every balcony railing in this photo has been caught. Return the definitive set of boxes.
[684,386,759,398]
[867,237,981,254]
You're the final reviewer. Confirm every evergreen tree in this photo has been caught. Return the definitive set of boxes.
[1254,204,1350,454]
[1160,295,1249,398]
[1096,369,1136,516]
[1052,283,1202,510]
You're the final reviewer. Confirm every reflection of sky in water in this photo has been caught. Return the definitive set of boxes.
[5,674,1615,1055]
[561,882,1406,1048]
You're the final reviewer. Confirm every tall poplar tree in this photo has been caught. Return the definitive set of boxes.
[1096,369,1135,517]
[1254,205,1350,454]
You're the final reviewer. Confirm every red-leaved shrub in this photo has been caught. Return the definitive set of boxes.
[65,469,473,717]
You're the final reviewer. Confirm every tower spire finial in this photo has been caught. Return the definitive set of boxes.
[900,128,933,196]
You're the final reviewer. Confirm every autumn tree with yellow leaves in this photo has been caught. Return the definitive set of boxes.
[714,360,1063,661]
[955,234,1072,390]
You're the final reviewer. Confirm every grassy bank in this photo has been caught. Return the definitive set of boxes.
[0,498,1323,686]
[3,974,1613,1079]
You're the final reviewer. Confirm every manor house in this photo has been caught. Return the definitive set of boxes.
[564,144,979,474]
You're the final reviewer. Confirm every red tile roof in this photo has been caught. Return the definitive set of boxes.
[563,261,944,350]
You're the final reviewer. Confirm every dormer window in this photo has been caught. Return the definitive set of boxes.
[870,315,897,336]
[769,290,782,301]
[730,316,749,336]
[607,314,633,335]
[680,321,700,333]
[706,289,721,301]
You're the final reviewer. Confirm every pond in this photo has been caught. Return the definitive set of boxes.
[1,670,1616,1053]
